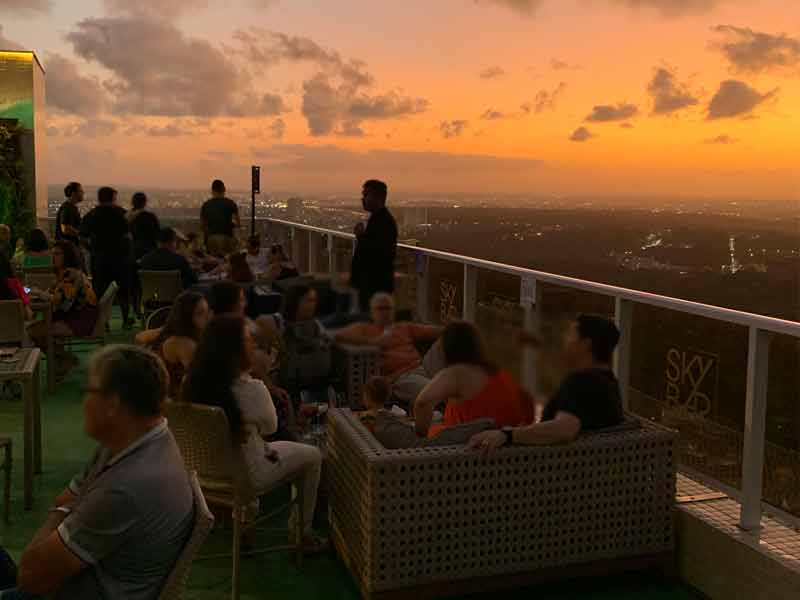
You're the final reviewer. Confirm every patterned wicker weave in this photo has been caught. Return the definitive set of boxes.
[326,409,677,597]
[158,472,215,600]
[0,301,25,345]
[334,344,380,409]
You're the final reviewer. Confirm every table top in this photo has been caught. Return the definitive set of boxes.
[0,347,41,380]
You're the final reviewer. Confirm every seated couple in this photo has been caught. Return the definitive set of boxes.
[358,315,624,450]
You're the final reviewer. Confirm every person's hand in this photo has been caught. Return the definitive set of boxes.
[265,447,280,463]
[354,222,366,236]
[468,430,506,455]
[270,385,291,410]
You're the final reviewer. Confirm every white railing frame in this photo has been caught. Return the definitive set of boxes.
[264,217,800,532]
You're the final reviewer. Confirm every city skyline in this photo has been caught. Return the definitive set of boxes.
[1,0,798,198]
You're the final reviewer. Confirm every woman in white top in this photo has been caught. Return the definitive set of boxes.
[182,314,326,552]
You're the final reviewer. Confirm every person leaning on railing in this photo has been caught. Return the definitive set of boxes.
[469,315,624,453]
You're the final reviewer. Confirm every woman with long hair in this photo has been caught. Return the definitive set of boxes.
[20,228,52,270]
[413,321,535,437]
[266,244,299,281]
[182,315,327,552]
[147,292,208,399]
[28,241,98,379]
[0,252,33,320]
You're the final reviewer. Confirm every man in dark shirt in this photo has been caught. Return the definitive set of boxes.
[469,314,624,453]
[0,345,193,599]
[139,227,198,289]
[81,187,134,327]
[200,179,240,257]
[349,179,398,311]
[55,182,84,247]
[129,192,161,261]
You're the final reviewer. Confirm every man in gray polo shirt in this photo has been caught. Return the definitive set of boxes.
[1,345,194,599]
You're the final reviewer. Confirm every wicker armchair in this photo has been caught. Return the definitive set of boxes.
[140,270,183,321]
[326,408,678,599]
[0,300,25,346]
[158,471,215,600]
[333,343,380,409]
[165,402,305,600]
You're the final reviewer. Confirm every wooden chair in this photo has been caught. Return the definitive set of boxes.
[158,472,215,600]
[0,437,10,524]
[139,270,183,321]
[0,300,25,346]
[165,402,304,600]
[145,306,173,331]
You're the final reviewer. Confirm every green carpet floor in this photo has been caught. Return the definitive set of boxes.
[0,311,700,599]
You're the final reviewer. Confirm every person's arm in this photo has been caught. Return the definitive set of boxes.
[410,323,444,343]
[238,378,278,436]
[468,411,582,454]
[332,323,374,346]
[134,327,162,346]
[62,205,81,237]
[414,368,461,436]
[17,518,86,595]
[231,202,241,228]
[200,203,209,235]
[255,315,281,346]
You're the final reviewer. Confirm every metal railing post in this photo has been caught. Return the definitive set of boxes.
[327,234,336,277]
[290,227,303,272]
[520,276,542,395]
[308,232,320,274]
[614,298,634,411]
[463,265,478,322]
[740,326,771,531]
[416,252,430,323]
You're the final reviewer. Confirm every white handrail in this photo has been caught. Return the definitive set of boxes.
[265,217,800,338]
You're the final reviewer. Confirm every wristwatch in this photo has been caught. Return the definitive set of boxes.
[501,426,514,446]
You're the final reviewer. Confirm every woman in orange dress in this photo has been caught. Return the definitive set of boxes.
[414,321,534,438]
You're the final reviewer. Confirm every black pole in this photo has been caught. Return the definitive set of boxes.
[250,187,256,237]
[251,165,260,237]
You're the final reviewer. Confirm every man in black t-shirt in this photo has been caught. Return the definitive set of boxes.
[56,182,85,247]
[81,187,134,327]
[139,228,198,290]
[469,315,624,453]
[200,179,240,257]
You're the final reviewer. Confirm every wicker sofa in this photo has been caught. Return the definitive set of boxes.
[325,408,678,599]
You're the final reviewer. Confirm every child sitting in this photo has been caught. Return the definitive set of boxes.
[358,376,494,449]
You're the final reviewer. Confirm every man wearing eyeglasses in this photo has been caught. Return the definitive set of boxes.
[0,346,194,599]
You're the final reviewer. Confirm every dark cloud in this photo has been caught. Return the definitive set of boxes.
[146,124,189,137]
[712,25,800,75]
[440,120,469,138]
[66,17,285,118]
[0,0,51,14]
[606,0,721,17]
[647,66,699,115]
[480,109,507,120]
[569,126,594,142]
[103,0,208,20]
[473,0,543,15]
[550,58,581,71]
[707,80,776,120]
[585,103,639,122]
[522,82,567,114]
[702,134,737,145]
[479,66,507,80]
[0,25,23,50]
[43,53,109,117]
[620,122,635,129]
[270,118,286,140]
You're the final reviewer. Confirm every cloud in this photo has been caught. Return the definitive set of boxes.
[707,80,776,120]
[620,122,635,129]
[702,134,737,144]
[103,0,208,20]
[146,124,189,137]
[66,17,285,117]
[270,118,286,140]
[0,0,51,14]
[473,0,543,15]
[0,25,23,50]
[440,120,469,138]
[712,25,800,75]
[479,66,507,80]
[481,109,507,120]
[585,102,639,122]
[550,58,581,71]
[647,66,699,115]
[522,82,568,114]
[606,0,721,17]
[569,126,594,142]
[43,53,109,117]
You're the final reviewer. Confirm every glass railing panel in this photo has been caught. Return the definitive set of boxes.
[763,332,800,518]
[394,246,418,317]
[474,270,524,380]
[426,256,464,325]
[629,304,748,490]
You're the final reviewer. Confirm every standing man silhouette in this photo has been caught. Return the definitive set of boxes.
[350,180,398,312]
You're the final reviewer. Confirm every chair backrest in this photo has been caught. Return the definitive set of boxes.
[0,300,25,345]
[140,270,183,306]
[165,402,243,490]
[158,471,214,600]
[91,281,119,338]
[145,306,173,331]
[23,271,57,292]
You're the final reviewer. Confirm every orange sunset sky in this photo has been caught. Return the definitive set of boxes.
[1,0,798,198]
